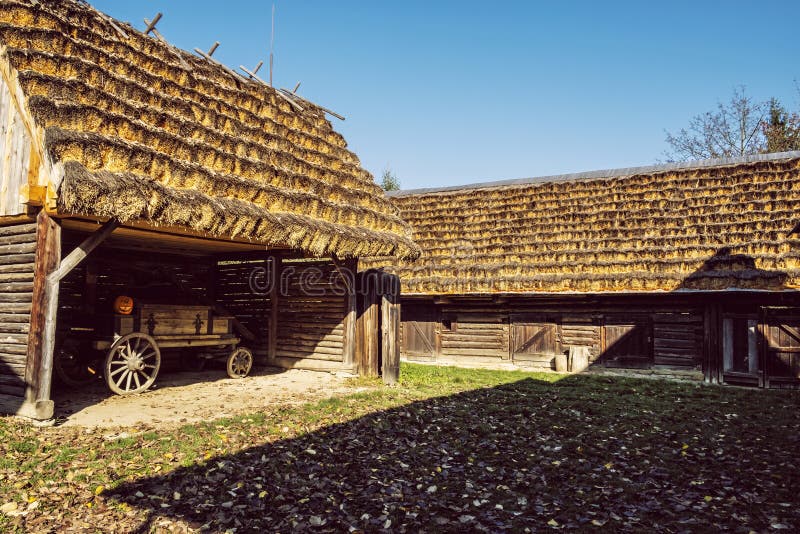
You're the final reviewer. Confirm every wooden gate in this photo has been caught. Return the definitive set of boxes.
[760,307,800,389]
[510,316,560,370]
[401,319,437,361]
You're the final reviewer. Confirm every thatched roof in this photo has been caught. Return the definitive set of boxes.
[0,0,418,259]
[367,152,800,294]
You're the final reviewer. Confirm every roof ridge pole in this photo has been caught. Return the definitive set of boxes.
[143,12,162,35]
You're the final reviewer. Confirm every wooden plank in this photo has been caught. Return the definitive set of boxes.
[0,343,27,355]
[0,282,34,292]
[0,242,36,255]
[0,262,35,274]
[0,313,30,323]
[0,323,28,334]
[356,270,384,375]
[0,223,37,237]
[441,347,510,357]
[289,331,344,343]
[0,272,34,283]
[275,349,343,362]
[381,274,400,385]
[272,355,356,372]
[266,256,282,365]
[279,339,343,351]
[0,292,33,302]
[0,253,36,266]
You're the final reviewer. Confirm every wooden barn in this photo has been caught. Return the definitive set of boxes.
[0,0,417,419]
[368,152,800,389]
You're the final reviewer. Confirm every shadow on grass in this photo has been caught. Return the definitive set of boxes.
[106,374,800,532]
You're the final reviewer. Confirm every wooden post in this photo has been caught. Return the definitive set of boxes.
[42,219,119,404]
[381,273,401,385]
[26,217,119,419]
[703,302,722,384]
[23,211,60,420]
[267,256,280,365]
[758,306,768,389]
[340,258,358,371]
[356,271,380,376]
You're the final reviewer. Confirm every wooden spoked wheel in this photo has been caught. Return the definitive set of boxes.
[54,343,97,388]
[105,333,161,395]
[227,347,253,379]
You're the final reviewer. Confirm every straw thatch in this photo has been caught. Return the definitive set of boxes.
[0,0,418,259]
[366,153,800,294]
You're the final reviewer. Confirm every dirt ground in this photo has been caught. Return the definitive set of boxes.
[51,366,359,429]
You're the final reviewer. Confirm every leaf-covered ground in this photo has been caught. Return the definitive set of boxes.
[1,364,799,532]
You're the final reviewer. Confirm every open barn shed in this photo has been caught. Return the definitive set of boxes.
[366,152,800,389]
[0,0,417,420]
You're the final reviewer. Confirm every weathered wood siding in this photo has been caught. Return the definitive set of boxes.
[510,317,560,370]
[274,259,347,368]
[440,312,509,365]
[653,313,703,368]
[0,220,36,398]
[214,258,272,361]
[400,295,712,373]
[0,72,33,217]
[399,302,437,361]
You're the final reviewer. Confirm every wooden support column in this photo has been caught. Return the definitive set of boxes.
[381,273,401,385]
[340,258,358,371]
[267,256,280,365]
[26,217,119,419]
[356,271,380,376]
[23,211,60,420]
[703,302,722,384]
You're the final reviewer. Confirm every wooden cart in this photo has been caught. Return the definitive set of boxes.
[57,302,253,395]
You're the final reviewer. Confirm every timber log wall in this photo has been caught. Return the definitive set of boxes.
[0,221,36,399]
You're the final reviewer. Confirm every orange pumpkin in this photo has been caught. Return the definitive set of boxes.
[113,295,134,315]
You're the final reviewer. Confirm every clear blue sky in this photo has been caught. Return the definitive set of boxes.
[89,1,800,189]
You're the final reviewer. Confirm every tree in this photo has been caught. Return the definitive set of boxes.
[380,168,400,191]
[763,98,800,153]
[664,86,767,161]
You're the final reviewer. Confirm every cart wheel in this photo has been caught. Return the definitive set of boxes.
[227,347,253,379]
[105,333,161,395]
[54,343,97,388]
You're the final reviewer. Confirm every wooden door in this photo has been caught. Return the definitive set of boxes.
[401,319,437,360]
[510,316,560,369]
[721,315,759,387]
[760,308,800,389]
[602,318,653,368]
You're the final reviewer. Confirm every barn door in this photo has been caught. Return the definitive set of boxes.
[602,318,653,368]
[760,307,800,389]
[402,319,438,360]
[510,316,560,370]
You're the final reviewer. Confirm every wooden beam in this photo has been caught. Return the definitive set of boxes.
[381,272,401,385]
[23,211,59,420]
[35,218,118,409]
[341,258,358,369]
[356,271,380,376]
[268,256,280,365]
[49,219,119,283]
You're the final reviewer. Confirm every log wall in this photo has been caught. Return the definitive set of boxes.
[57,232,213,342]
[274,259,348,370]
[0,220,36,399]
[214,257,272,361]
[399,294,737,375]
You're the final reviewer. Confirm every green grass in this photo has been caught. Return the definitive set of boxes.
[0,363,798,532]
